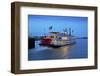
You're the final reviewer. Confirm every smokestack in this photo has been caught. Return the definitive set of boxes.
[69,28,71,36]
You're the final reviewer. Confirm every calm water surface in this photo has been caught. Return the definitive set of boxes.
[28,39,88,60]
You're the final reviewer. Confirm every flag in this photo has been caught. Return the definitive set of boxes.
[49,26,52,30]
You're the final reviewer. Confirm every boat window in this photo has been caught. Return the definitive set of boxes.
[51,36,54,38]
[59,37,61,39]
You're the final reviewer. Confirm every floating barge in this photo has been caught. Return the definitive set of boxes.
[28,37,35,49]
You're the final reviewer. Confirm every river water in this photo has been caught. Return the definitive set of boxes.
[28,39,88,61]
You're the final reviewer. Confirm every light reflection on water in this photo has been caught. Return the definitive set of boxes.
[28,39,88,61]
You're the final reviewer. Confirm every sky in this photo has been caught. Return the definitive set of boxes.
[28,15,88,37]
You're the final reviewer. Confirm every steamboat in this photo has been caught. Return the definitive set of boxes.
[40,28,76,47]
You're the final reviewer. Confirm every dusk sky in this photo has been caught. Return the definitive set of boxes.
[28,15,88,37]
